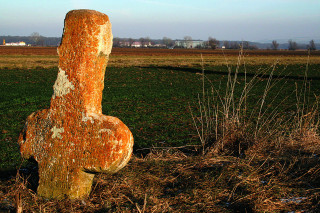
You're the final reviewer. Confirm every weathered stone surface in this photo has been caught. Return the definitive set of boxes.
[18,10,134,199]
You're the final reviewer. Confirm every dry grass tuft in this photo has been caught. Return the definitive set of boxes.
[1,148,319,212]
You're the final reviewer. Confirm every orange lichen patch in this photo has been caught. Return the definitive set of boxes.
[18,10,133,199]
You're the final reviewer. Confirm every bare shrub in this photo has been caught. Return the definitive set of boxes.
[190,50,320,157]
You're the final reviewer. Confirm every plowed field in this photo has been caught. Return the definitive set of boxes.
[1,46,319,56]
[1,46,320,69]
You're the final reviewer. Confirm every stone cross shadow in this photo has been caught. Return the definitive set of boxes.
[18,10,134,199]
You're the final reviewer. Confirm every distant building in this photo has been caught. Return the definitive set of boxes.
[131,41,141,48]
[131,41,152,48]
[174,40,205,48]
[5,41,26,46]
[119,41,130,47]
[142,41,152,47]
[153,43,166,48]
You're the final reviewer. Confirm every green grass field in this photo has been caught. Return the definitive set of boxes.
[1,57,320,212]
[1,63,320,166]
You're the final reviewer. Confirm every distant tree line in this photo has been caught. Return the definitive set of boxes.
[113,36,261,50]
[0,32,61,46]
[270,39,317,51]
[0,33,318,51]
[114,36,318,50]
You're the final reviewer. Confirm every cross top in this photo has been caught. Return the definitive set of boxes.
[18,10,134,199]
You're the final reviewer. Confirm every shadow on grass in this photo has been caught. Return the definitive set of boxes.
[149,65,320,81]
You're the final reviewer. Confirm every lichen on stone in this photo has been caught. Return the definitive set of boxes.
[51,126,64,139]
[52,68,75,99]
[97,23,113,56]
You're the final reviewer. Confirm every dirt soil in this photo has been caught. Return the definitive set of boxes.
[1,46,319,56]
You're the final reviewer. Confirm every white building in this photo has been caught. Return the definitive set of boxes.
[131,41,141,47]
[5,41,26,46]
[131,41,152,48]
[174,40,205,48]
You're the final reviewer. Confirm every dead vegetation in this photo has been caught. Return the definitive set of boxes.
[1,89,320,212]
[1,144,319,212]
[2,54,320,69]
[1,47,320,69]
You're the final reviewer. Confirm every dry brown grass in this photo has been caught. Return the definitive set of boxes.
[0,55,58,69]
[1,54,320,69]
[1,148,319,212]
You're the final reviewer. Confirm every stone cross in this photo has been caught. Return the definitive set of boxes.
[18,10,134,199]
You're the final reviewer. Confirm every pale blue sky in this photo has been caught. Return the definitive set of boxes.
[1,0,319,42]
